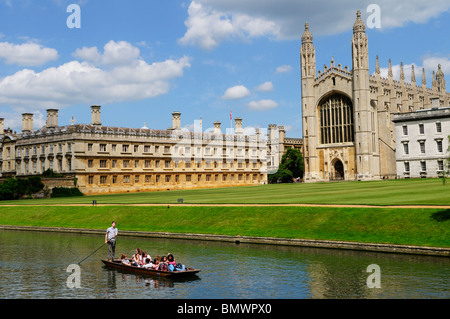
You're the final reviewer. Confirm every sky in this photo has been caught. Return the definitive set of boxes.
[0,0,449,137]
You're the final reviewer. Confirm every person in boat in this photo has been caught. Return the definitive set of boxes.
[161,255,168,265]
[132,248,143,266]
[120,254,131,266]
[105,221,118,261]
[152,258,160,270]
[167,253,176,267]
[142,258,153,269]
[142,251,151,263]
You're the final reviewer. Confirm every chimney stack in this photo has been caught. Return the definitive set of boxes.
[0,118,4,135]
[22,113,33,132]
[172,111,181,130]
[214,121,222,134]
[46,109,59,128]
[268,124,277,141]
[91,105,101,126]
[234,117,243,134]
[278,126,285,143]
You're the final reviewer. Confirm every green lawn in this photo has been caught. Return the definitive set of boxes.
[0,205,448,247]
[1,178,449,206]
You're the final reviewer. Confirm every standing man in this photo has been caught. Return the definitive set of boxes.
[105,221,118,261]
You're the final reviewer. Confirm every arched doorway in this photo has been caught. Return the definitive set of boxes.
[332,159,344,180]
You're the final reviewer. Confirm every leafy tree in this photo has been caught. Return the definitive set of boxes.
[268,148,304,183]
[280,148,304,178]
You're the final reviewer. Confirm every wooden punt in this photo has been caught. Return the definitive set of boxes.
[101,259,200,278]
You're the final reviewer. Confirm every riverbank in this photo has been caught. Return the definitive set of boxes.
[1,224,449,257]
[0,205,449,255]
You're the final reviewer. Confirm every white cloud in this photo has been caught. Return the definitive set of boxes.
[221,85,251,100]
[247,99,278,111]
[0,41,191,110]
[275,65,292,73]
[255,81,274,92]
[180,0,450,49]
[179,1,281,50]
[72,46,102,63]
[0,41,58,66]
[73,40,141,66]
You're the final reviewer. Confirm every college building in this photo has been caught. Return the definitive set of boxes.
[393,98,449,178]
[0,106,301,194]
[301,11,449,182]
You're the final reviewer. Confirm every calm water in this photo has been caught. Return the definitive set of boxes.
[0,230,448,299]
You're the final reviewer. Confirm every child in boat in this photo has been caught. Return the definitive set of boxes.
[142,258,153,269]
[121,254,131,266]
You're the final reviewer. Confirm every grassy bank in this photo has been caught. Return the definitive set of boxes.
[0,178,448,206]
[0,205,449,248]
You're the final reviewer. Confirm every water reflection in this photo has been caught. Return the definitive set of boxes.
[0,230,448,299]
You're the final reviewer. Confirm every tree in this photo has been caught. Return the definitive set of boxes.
[0,176,45,200]
[268,148,304,183]
[280,148,304,179]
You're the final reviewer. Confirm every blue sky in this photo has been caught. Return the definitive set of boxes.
[0,0,449,137]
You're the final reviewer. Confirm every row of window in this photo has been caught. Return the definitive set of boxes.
[87,173,261,185]
[402,140,444,155]
[89,143,261,155]
[88,159,261,169]
[16,158,71,175]
[16,143,71,157]
[402,122,442,136]
[403,160,446,173]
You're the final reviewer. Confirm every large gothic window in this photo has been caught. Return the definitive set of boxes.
[319,94,354,144]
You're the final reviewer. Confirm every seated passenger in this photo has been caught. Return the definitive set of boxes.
[167,253,176,266]
[121,254,131,266]
[142,258,153,269]
[132,248,143,266]
[152,258,160,270]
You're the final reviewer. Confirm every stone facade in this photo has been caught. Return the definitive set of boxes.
[301,11,449,182]
[0,106,277,195]
[393,102,450,178]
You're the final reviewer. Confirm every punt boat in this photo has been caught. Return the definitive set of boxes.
[101,259,200,278]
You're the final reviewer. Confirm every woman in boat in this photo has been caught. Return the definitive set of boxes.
[132,248,143,266]
[167,253,176,267]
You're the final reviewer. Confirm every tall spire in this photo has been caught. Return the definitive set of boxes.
[375,55,380,74]
[411,64,416,83]
[422,68,426,86]
[388,59,393,78]
[353,10,366,33]
[436,64,446,92]
[400,62,405,81]
[301,22,313,44]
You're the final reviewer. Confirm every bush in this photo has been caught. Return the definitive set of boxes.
[51,187,84,198]
[0,176,45,200]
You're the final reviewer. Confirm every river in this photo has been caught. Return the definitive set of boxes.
[0,230,448,299]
